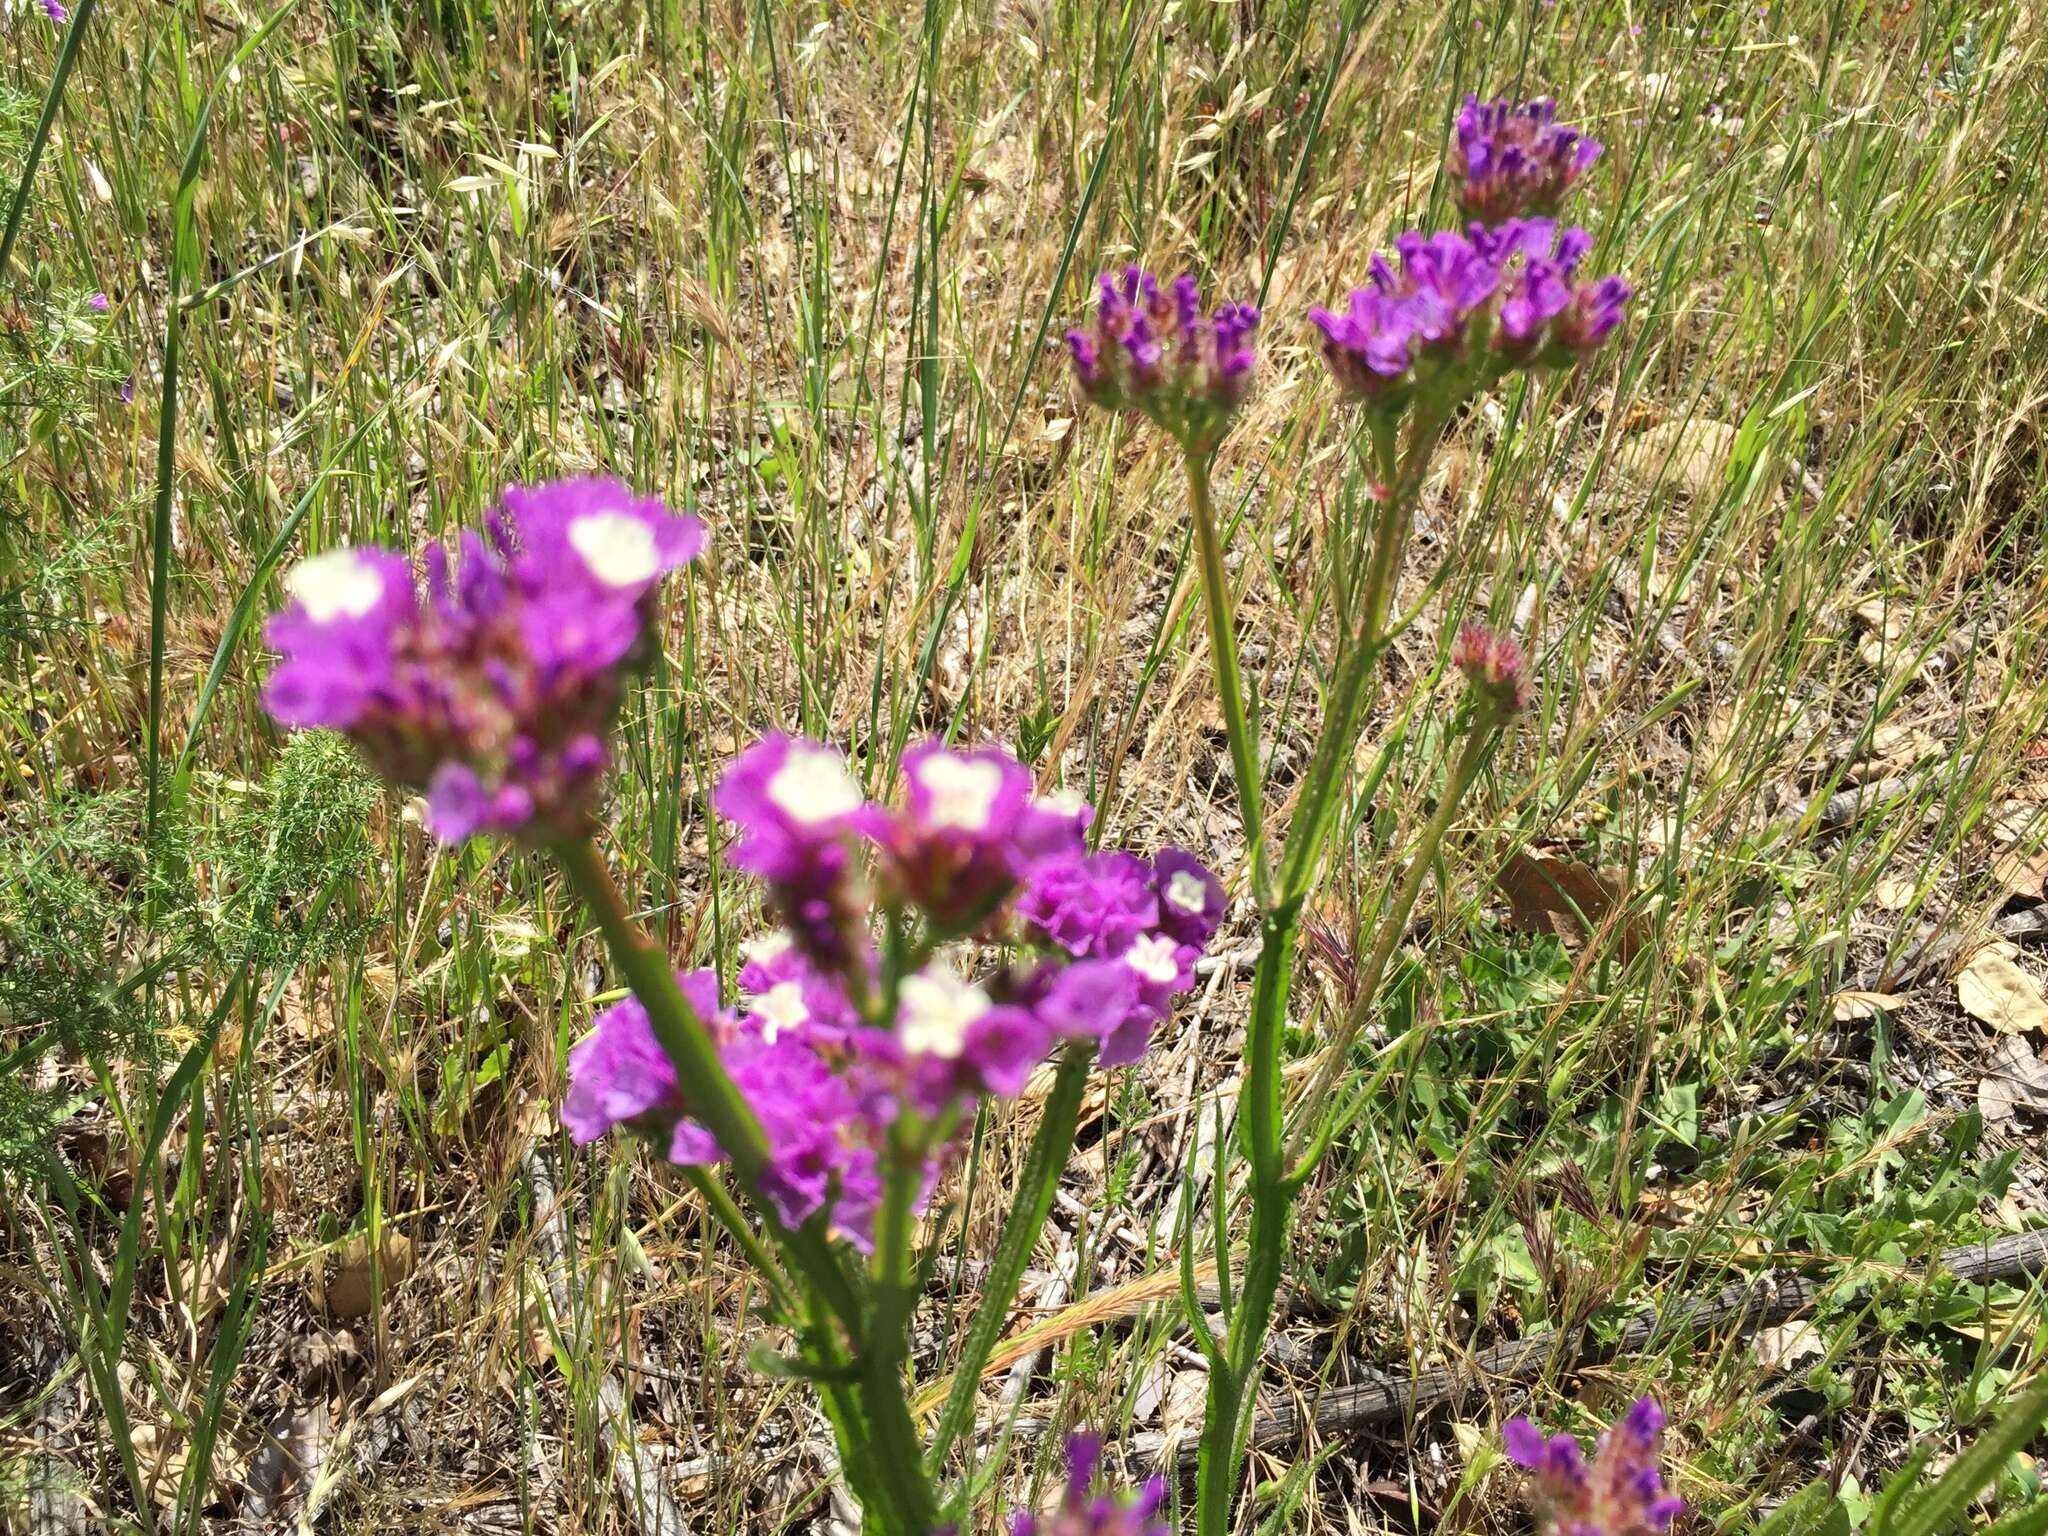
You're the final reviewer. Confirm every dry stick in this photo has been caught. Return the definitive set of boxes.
[1139,1229,2048,1468]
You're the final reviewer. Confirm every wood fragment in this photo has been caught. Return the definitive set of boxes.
[1143,1229,2048,1467]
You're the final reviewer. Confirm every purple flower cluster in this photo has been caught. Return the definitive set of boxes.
[1018,844,1226,1064]
[1066,268,1259,453]
[262,477,703,845]
[1311,96,1629,406]
[566,735,1227,1245]
[1010,1434,1168,1536]
[1309,229,1503,400]
[564,966,887,1245]
[1455,95,1603,223]
[1506,1397,1684,1536]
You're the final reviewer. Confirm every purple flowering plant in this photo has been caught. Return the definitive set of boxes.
[254,88,1634,1536]
[259,476,1227,1535]
[1063,92,1629,1536]
[1506,1397,1685,1536]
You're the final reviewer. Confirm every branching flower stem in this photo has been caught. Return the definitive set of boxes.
[1185,406,1502,1536]
[559,836,937,1533]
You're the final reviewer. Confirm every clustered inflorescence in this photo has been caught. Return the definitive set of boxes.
[566,733,1224,1247]
[264,478,702,845]
[253,84,1650,1536]
[1065,94,1627,439]
[266,484,1227,1255]
[1507,1397,1685,1536]
[1065,269,1260,455]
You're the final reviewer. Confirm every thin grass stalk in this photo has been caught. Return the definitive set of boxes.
[927,1042,1095,1473]
[0,0,97,280]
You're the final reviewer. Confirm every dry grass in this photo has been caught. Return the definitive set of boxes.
[2,0,2047,1532]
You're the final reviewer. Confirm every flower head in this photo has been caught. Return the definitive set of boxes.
[715,734,871,966]
[1018,851,1158,960]
[562,969,725,1149]
[88,291,109,313]
[1151,847,1227,948]
[1484,219,1632,361]
[1012,1434,1169,1536]
[40,0,66,21]
[1310,229,1501,403]
[262,478,702,845]
[1505,1397,1683,1536]
[1455,95,1603,222]
[866,741,1050,935]
[1067,267,1259,453]
[1451,622,1534,715]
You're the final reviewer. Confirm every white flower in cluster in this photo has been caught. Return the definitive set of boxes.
[1164,870,1209,915]
[1124,933,1180,985]
[917,755,1005,832]
[752,981,810,1044]
[897,964,991,1060]
[287,548,384,624]
[768,745,864,824]
[567,511,662,589]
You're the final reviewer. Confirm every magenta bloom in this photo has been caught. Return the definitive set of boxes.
[1012,1434,1168,1536]
[1034,957,1152,1066]
[1016,845,1220,1064]
[88,291,109,313]
[1018,851,1158,959]
[714,735,868,967]
[866,741,1046,934]
[1310,229,1501,400]
[1151,847,1226,948]
[567,966,890,1246]
[1554,271,1634,354]
[1066,267,1259,452]
[562,968,724,1149]
[1452,621,1535,715]
[737,930,865,1048]
[1455,96,1603,222]
[1486,219,1632,359]
[1505,1397,1684,1536]
[40,0,66,21]
[891,960,1051,1101]
[261,477,703,844]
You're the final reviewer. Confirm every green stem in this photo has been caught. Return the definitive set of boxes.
[856,1132,940,1535]
[1186,410,1438,1536]
[927,1043,1093,1474]
[1291,709,1504,1153]
[1186,453,1272,905]
[555,838,863,1330]
[1193,905,1299,1536]
[1276,417,1429,903]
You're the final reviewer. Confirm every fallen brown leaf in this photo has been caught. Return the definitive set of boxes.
[1977,1036,2048,1126]
[1497,850,1646,961]
[1956,949,2048,1035]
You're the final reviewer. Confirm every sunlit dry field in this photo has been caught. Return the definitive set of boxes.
[3,0,2047,1532]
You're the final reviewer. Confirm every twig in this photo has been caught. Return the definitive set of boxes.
[1141,1228,2048,1466]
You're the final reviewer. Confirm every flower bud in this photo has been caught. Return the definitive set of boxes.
[1451,622,1535,715]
